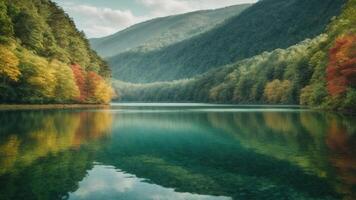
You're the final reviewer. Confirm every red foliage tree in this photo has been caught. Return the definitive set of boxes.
[327,35,356,96]
[71,64,87,102]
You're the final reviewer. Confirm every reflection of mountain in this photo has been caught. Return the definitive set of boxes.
[0,110,113,200]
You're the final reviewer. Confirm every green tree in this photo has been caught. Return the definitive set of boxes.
[0,1,13,42]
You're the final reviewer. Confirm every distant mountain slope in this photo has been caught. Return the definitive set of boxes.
[114,36,326,103]
[108,0,346,83]
[90,4,251,57]
[115,0,356,112]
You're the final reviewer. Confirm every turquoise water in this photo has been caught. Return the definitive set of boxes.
[0,104,355,200]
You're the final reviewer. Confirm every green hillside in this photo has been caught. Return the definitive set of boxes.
[90,4,251,58]
[0,0,114,104]
[115,37,326,103]
[108,0,346,83]
[115,0,356,112]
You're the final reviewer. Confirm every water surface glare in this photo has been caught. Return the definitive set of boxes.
[0,103,355,200]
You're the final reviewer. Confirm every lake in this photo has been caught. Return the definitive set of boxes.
[0,103,355,200]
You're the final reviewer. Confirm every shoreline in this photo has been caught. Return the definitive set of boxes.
[0,103,354,115]
[0,104,110,111]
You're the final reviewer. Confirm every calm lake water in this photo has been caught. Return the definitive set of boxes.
[0,103,355,200]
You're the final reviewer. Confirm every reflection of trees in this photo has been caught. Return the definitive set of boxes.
[207,112,330,178]
[207,111,356,200]
[0,110,113,199]
[96,112,339,199]
[326,116,356,200]
[73,112,113,148]
[0,148,95,200]
[0,109,354,199]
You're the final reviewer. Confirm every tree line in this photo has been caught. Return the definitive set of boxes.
[0,0,114,104]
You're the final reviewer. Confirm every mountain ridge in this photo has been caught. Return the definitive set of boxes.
[107,0,346,83]
[90,4,252,57]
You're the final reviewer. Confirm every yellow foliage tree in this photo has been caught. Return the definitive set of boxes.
[264,79,292,104]
[0,45,20,82]
[18,50,56,101]
[50,60,79,102]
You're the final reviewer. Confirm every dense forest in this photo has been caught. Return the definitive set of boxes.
[115,0,356,112]
[107,0,346,83]
[0,0,114,104]
[90,4,251,58]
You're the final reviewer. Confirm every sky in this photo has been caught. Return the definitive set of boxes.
[52,0,258,38]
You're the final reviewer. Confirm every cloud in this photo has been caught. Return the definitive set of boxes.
[138,0,258,16]
[65,5,147,38]
[70,165,135,198]
[69,165,231,200]
[139,0,191,16]
[58,0,258,38]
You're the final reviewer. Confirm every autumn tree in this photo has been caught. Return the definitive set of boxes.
[327,35,356,97]
[18,50,56,102]
[71,64,87,102]
[0,45,20,101]
[0,45,20,82]
[264,79,292,104]
[87,71,114,104]
[51,60,79,102]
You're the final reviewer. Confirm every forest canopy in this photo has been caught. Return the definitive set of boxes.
[0,0,114,104]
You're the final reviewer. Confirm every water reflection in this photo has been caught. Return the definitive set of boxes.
[70,164,230,200]
[0,106,355,200]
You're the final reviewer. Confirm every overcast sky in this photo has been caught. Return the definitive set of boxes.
[52,0,257,38]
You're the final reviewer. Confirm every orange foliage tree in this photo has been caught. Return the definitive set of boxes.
[327,35,356,97]
[71,64,87,102]
[71,64,114,104]
[87,71,114,104]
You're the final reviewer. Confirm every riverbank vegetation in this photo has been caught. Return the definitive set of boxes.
[0,0,114,104]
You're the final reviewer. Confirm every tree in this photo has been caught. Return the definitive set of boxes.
[300,85,314,105]
[51,60,79,102]
[327,35,356,97]
[0,1,13,42]
[264,79,292,104]
[87,71,114,104]
[0,45,20,82]
[13,10,44,53]
[71,64,87,102]
[18,50,56,102]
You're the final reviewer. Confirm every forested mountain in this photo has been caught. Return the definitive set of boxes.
[90,4,251,58]
[115,37,326,103]
[115,0,356,112]
[0,0,114,104]
[108,0,346,83]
